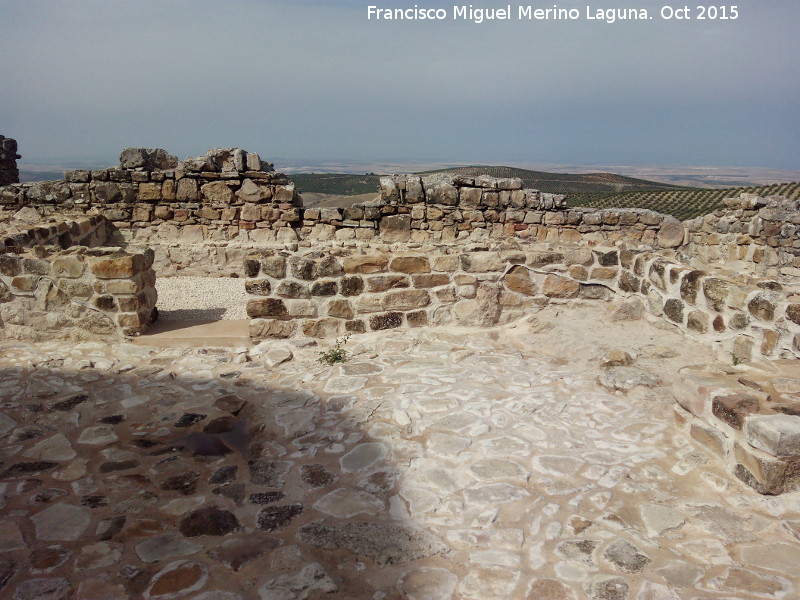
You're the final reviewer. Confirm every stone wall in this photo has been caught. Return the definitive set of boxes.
[1,215,111,253]
[673,361,800,494]
[617,251,800,362]
[0,148,688,276]
[683,194,800,278]
[0,245,157,340]
[0,135,20,186]
[244,244,634,340]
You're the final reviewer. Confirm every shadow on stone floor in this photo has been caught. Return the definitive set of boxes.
[0,353,445,600]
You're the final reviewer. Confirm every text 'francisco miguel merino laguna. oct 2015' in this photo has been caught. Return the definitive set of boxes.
[367,4,740,23]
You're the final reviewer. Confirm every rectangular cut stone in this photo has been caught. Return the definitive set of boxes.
[734,442,800,494]
[690,422,728,458]
[711,395,761,430]
[382,290,431,311]
[744,414,800,458]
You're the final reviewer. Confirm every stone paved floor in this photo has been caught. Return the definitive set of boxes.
[0,304,799,600]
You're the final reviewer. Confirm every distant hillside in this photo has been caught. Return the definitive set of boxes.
[292,165,679,197]
[568,182,800,220]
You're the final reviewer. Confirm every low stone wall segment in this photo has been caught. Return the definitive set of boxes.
[0,244,157,340]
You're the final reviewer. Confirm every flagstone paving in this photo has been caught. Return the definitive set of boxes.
[0,304,798,599]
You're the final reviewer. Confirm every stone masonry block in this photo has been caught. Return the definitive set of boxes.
[745,414,800,458]
[712,394,761,430]
[382,290,431,311]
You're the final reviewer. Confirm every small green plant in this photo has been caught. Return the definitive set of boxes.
[318,334,352,365]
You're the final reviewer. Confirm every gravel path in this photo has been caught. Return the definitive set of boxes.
[155,276,247,321]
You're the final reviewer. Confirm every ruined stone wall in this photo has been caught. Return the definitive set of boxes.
[0,246,157,340]
[244,244,632,340]
[1,215,111,253]
[683,194,800,278]
[0,148,688,275]
[617,250,800,361]
[0,135,20,186]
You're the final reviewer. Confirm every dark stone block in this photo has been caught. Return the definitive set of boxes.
[340,276,364,296]
[663,298,684,323]
[311,280,337,296]
[679,270,705,304]
[712,395,760,429]
[703,278,729,312]
[748,294,776,321]
[245,279,271,296]
[370,312,404,330]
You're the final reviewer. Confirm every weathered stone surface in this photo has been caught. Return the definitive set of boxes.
[598,367,659,391]
[503,265,536,296]
[179,507,239,537]
[370,312,403,330]
[603,539,651,573]
[382,289,430,311]
[257,504,304,532]
[379,214,411,242]
[460,252,503,273]
[712,395,760,430]
[744,414,800,457]
[31,503,90,541]
[301,464,336,489]
[246,298,287,318]
[257,562,337,600]
[313,488,384,518]
[663,298,684,323]
[12,578,71,600]
[542,274,579,298]
[343,254,388,274]
[135,535,202,563]
[297,521,449,565]
[145,560,207,599]
[249,460,292,486]
[657,215,685,247]
[400,568,458,600]
[390,256,430,273]
[207,537,281,571]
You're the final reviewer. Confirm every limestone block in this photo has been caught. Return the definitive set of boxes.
[503,265,536,296]
[748,293,776,321]
[0,255,22,276]
[340,276,365,296]
[90,254,145,279]
[162,180,176,200]
[176,178,199,201]
[672,371,735,418]
[202,181,235,203]
[343,254,388,274]
[786,304,800,325]
[246,298,288,319]
[366,275,409,292]
[745,414,800,458]
[690,422,728,457]
[382,290,431,311]
[390,256,430,274]
[154,206,173,220]
[345,320,366,333]
[237,179,271,203]
[590,267,617,280]
[303,318,341,338]
[657,216,685,248]
[460,252,503,273]
[240,204,262,222]
[52,255,85,279]
[412,274,450,288]
[285,300,316,318]
[311,280,337,296]
[542,274,579,298]
[250,319,295,339]
[459,187,482,208]
[679,270,705,304]
[274,183,296,204]
[327,299,354,320]
[734,442,800,494]
[687,310,709,333]
[702,278,729,312]
[380,214,411,242]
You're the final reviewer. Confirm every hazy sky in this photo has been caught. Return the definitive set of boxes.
[1,0,798,169]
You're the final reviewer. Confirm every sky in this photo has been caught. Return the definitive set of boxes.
[1,0,798,170]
